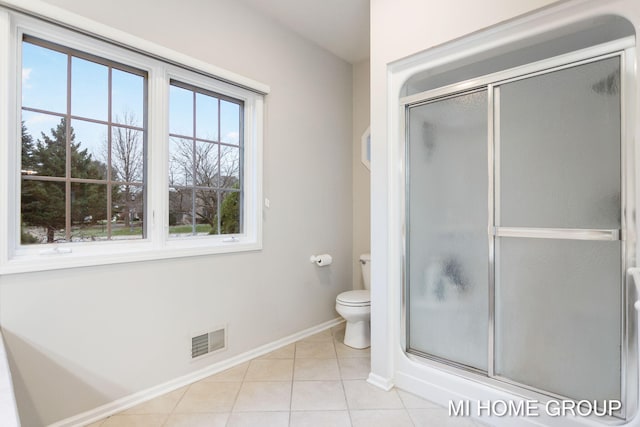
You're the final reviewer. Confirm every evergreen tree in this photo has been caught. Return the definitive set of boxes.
[21,118,107,243]
[219,191,240,234]
[21,121,34,172]
[20,122,40,244]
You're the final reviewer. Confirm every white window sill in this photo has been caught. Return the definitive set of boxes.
[0,238,262,275]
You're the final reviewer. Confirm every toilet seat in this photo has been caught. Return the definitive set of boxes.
[336,290,370,307]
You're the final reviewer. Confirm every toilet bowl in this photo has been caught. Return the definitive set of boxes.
[335,254,371,349]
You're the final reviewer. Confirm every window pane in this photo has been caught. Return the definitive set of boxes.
[21,111,66,178]
[113,185,144,240]
[170,85,193,136]
[23,113,68,178]
[195,141,219,188]
[112,69,144,126]
[219,145,240,189]
[22,41,67,114]
[196,93,219,140]
[71,119,107,180]
[169,187,194,234]
[169,137,193,187]
[21,110,62,147]
[111,126,144,183]
[220,100,240,144]
[70,182,108,241]
[219,191,240,234]
[71,57,108,121]
[194,189,218,234]
[21,180,66,244]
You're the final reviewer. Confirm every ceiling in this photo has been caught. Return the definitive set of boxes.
[239,0,370,64]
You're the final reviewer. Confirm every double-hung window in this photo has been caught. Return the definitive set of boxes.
[0,9,266,273]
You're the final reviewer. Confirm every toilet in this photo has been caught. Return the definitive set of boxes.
[335,253,371,349]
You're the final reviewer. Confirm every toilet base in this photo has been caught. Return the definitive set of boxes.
[343,320,370,349]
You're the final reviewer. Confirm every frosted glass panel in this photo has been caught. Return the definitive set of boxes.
[500,57,620,229]
[495,237,621,401]
[406,91,488,370]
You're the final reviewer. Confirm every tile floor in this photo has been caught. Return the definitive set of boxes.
[87,324,481,427]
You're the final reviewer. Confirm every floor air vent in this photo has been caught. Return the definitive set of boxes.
[191,328,226,359]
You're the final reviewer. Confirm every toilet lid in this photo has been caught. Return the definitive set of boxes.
[337,290,370,306]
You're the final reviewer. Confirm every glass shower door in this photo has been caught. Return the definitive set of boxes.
[406,90,489,371]
[494,56,622,401]
[404,52,624,405]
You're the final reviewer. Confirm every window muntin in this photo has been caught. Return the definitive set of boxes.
[20,37,146,244]
[168,81,243,237]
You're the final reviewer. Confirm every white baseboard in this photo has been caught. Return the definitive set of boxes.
[49,317,344,427]
[367,372,394,391]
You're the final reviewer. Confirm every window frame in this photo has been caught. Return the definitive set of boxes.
[0,8,266,274]
[163,65,263,253]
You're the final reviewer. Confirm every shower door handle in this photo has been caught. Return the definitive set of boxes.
[492,227,620,241]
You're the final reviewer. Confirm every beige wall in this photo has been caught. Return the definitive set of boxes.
[0,0,354,425]
[352,59,371,288]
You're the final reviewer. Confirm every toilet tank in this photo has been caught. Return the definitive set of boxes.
[360,253,371,290]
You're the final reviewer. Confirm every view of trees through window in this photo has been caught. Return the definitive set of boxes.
[20,38,243,245]
[168,82,243,237]
[20,38,146,244]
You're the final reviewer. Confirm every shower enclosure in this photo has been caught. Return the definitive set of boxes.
[403,40,634,416]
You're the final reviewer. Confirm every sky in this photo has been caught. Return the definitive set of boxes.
[21,40,241,174]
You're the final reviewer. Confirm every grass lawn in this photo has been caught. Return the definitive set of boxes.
[87,223,212,236]
[168,224,213,234]
[25,222,214,242]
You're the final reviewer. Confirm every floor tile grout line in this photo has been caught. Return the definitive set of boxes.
[336,342,355,426]
[408,406,418,427]
[160,384,190,426]
[160,412,170,427]
[341,378,354,426]
[396,388,419,427]
[332,323,356,426]
[224,362,250,426]
[287,340,298,426]
[401,390,423,427]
